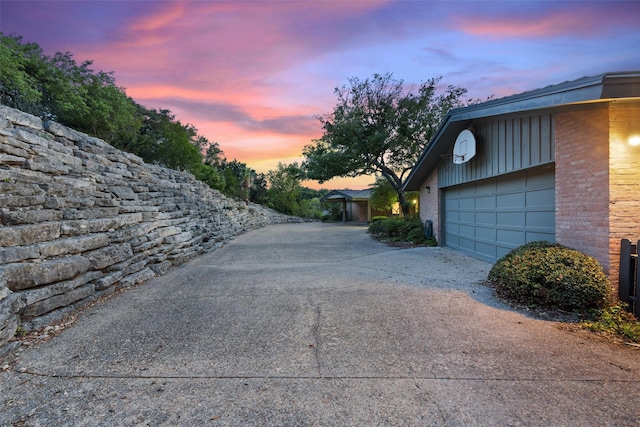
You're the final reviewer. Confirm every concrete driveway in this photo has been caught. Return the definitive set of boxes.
[1,222,639,426]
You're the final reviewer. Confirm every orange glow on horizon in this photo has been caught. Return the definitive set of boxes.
[303,175,376,191]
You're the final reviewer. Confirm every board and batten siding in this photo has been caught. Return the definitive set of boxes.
[439,113,555,188]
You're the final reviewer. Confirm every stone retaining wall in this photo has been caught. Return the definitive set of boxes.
[0,105,298,354]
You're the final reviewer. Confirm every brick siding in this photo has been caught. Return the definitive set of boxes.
[555,107,611,274]
[556,102,640,287]
[608,101,640,285]
[419,169,439,241]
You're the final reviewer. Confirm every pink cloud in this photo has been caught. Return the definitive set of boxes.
[129,2,187,32]
[5,0,637,192]
[454,4,639,39]
[457,13,585,38]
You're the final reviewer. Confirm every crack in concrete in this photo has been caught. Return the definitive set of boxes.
[11,368,640,383]
[310,304,323,377]
[409,366,449,425]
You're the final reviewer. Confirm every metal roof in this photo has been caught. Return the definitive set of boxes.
[403,71,640,191]
[320,189,372,202]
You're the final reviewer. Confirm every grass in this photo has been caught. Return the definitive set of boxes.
[581,303,640,343]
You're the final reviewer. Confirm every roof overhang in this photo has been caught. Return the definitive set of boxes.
[320,189,372,202]
[321,190,353,202]
[403,71,640,191]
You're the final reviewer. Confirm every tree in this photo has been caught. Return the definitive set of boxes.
[193,163,225,191]
[0,35,43,112]
[204,141,225,167]
[369,176,397,216]
[130,107,203,171]
[267,162,303,215]
[0,35,141,144]
[303,73,467,217]
[218,159,256,201]
[296,187,329,220]
[250,172,268,205]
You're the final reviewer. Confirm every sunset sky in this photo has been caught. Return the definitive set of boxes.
[2,1,639,190]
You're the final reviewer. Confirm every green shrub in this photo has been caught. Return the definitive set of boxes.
[386,218,407,238]
[488,241,611,311]
[368,217,436,245]
[371,216,388,223]
[368,217,407,239]
[368,217,392,235]
[406,227,426,243]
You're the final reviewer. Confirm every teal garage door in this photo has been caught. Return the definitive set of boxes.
[443,166,555,262]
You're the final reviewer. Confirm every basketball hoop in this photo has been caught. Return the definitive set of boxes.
[452,129,476,164]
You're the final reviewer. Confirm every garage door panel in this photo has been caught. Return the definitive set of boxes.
[497,192,524,208]
[526,231,555,242]
[444,166,555,262]
[447,222,460,234]
[496,177,523,192]
[526,211,554,228]
[496,245,513,259]
[460,211,475,223]
[475,195,495,209]
[445,197,459,210]
[460,198,474,209]
[496,229,524,246]
[475,212,495,225]
[474,180,495,193]
[497,212,523,226]
[459,224,475,236]
[526,167,555,186]
[459,186,475,196]
[476,242,497,259]
[447,234,459,246]
[476,226,496,241]
[526,188,555,206]
[459,237,476,251]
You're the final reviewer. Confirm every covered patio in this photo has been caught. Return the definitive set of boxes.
[321,189,387,223]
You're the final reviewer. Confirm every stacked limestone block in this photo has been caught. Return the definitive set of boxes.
[0,105,297,354]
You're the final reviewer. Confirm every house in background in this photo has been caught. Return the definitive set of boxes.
[404,71,640,288]
[321,189,389,223]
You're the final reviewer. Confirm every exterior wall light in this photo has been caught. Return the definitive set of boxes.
[629,135,640,146]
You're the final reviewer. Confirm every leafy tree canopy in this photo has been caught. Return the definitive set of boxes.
[250,172,268,205]
[1,34,140,145]
[265,162,328,219]
[267,162,303,215]
[369,176,397,214]
[204,142,225,167]
[303,73,468,217]
[0,35,43,110]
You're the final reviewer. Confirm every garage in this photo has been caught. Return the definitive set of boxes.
[443,165,555,262]
[404,72,640,285]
